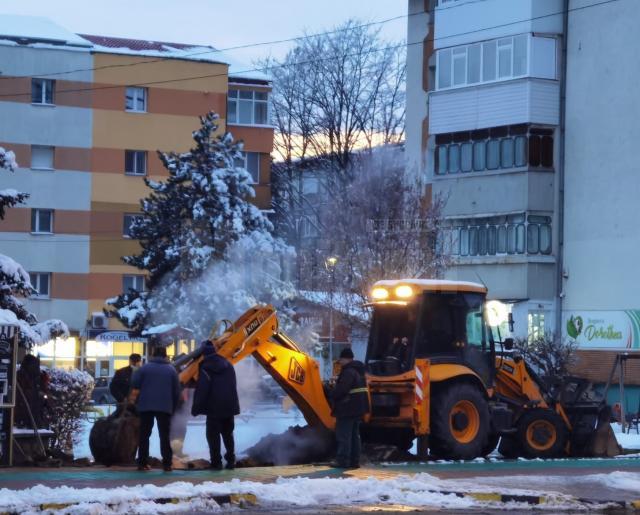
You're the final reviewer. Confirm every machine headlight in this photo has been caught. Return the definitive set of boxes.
[371,287,389,300]
[486,300,509,327]
[395,285,414,299]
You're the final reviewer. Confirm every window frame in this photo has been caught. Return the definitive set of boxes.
[124,150,148,176]
[122,274,145,294]
[31,78,55,105]
[436,34,534,91]
[31,145,55,170]
[31,208,54,234]
[444,212,552,257]
[125,86,147,113]
[227,89,270,126]
[234,151,261,184]
[123,213,144,238]
[29,272,51,299]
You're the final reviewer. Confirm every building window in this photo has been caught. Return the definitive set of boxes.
[435,125,553,175]
[29,272,51,298]
[123,275,145,293]
[125,87,147,112]
[440,213,552,257]
[437,34,542,90]
[31,209,53,234]
[227,89,269,125]
[299,216,319,238]
[234,151,260,183]
[125,150,147,176]
[302,177,320,195]
[528,311,546,340]
[31,145,55,170]
[31,78,55,105]
[123,213,144,238]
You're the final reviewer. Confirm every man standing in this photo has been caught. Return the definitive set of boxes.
[109,353,142,403]
[330,348,370,469]
[191,341,240,470]
[130,346,180,472]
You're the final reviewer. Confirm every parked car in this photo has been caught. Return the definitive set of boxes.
[91,377,116,405]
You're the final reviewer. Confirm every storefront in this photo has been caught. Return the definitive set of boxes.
[33,328,196,379]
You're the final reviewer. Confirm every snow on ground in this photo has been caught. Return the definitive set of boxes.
[0,472,599,514]
[75,402,304,460]
[612,422,640,449]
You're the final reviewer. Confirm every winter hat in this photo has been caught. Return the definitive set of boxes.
[339,348,354,359]
[202,340,216,356]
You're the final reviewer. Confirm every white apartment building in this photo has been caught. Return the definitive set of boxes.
[407,0,640,391]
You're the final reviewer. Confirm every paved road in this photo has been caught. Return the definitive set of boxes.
[2,456,639,504]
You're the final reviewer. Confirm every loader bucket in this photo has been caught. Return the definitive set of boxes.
[588,405,622,457]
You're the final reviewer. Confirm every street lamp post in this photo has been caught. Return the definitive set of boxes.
[325,256,338,378]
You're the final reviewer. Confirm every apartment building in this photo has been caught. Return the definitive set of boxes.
[0,16,273,376]
[407,0,640,402]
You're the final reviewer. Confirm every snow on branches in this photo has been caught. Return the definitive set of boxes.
[0,146,28,220]
[0,151,69,348]
[108,112,295,338]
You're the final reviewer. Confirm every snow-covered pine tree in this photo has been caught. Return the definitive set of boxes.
[107,112,294,338]
[0,147,68,347]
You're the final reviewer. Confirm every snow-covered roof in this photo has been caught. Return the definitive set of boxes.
[298,290,369,324]
[79,34,270,83]
[374,279,487,293]
[0,15,91,47]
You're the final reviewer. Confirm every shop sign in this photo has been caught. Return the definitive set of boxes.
[95,331,146,343]
[563,310,640,349]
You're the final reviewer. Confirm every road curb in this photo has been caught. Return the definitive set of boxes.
[0,492,258,514]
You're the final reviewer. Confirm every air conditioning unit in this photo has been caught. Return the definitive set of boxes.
[91,313,108,329]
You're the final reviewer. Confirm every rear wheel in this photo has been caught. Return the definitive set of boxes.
[516,409,567,459]
[430,382,490,460]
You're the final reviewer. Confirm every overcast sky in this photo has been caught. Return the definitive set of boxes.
[3,0,408,64]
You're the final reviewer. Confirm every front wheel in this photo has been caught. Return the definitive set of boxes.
[429,382,490,460]
[516,409,567,459]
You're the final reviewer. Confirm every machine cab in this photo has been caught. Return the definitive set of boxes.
[365,279,495,386]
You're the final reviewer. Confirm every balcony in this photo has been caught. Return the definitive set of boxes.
[429,77,559,135]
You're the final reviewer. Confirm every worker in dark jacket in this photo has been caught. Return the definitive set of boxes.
[191,341,240,470]
[109,353,142,403]
[130,346,180,472]
[330,347,370,468]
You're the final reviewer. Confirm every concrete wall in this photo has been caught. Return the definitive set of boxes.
[405,0,431,182]
[435,0,563,49]
[562,0,640,311]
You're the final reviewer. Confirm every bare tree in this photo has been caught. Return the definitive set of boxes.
[317,147,449,312]
[514,334,578,386]
[265,19,406,172]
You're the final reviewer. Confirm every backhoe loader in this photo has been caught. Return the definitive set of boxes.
[170,279,620,461]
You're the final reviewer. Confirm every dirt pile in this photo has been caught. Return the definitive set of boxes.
[238,425,335,466]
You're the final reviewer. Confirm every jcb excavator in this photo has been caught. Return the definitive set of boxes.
[172,279,620,461]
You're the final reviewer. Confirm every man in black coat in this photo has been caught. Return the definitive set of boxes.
[330,347,370,468]
[191,341,240,470]
[109,353,142,403]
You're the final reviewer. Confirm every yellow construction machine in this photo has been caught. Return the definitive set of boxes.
[173,279,620,460]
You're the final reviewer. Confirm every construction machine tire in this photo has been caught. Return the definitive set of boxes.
[516,409,567,459]
[429,382,490,460]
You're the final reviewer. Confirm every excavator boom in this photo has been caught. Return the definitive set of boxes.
[176,305,335,430]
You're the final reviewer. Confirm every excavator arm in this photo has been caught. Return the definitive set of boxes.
[176,305,335,430]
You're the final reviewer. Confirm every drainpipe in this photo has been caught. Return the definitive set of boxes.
[555,0,569,337]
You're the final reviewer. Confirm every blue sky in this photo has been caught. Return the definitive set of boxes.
[3,0,408,64]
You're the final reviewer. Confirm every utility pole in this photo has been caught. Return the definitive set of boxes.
[325,256,338,378]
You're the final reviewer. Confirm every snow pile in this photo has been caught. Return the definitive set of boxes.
[0,472,596,513]
[44,367,94,453]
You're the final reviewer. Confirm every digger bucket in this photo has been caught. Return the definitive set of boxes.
[588,405,622,457]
